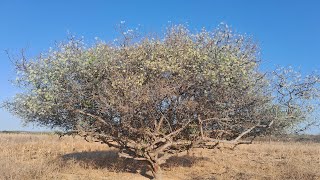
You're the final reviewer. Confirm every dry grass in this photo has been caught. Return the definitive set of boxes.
[0,133,319,180]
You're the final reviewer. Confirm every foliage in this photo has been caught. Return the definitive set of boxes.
[3,24,320,179]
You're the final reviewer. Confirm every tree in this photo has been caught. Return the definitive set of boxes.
[3,24,320,179]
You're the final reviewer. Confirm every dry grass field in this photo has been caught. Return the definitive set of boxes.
[0,133,319,180]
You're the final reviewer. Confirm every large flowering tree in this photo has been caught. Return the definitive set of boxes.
[4,24,319,179]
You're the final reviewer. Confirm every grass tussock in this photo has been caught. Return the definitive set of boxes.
[0,133,319,180]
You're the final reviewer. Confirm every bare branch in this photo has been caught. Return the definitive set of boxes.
[198,116,204,139]
[156,115,165,133]
[74,109,109,126]
[118,152,148,161]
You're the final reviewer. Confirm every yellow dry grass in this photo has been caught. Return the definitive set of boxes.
[0,133,319,180]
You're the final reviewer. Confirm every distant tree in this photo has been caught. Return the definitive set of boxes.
[3,24,320,179]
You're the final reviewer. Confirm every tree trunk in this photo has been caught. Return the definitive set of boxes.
[150,162,163,180]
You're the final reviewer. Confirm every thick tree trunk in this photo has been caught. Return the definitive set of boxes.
[150,162,163,180]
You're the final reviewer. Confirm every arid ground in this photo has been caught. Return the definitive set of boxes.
[0,133,319,180]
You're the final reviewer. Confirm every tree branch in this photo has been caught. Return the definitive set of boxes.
[75,109,109,126]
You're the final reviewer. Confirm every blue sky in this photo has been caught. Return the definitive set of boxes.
[0,0,320,133]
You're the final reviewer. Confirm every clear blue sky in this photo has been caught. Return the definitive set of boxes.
[0,0,320,133]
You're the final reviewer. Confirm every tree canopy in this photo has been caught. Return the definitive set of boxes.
[3,24,320,179]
